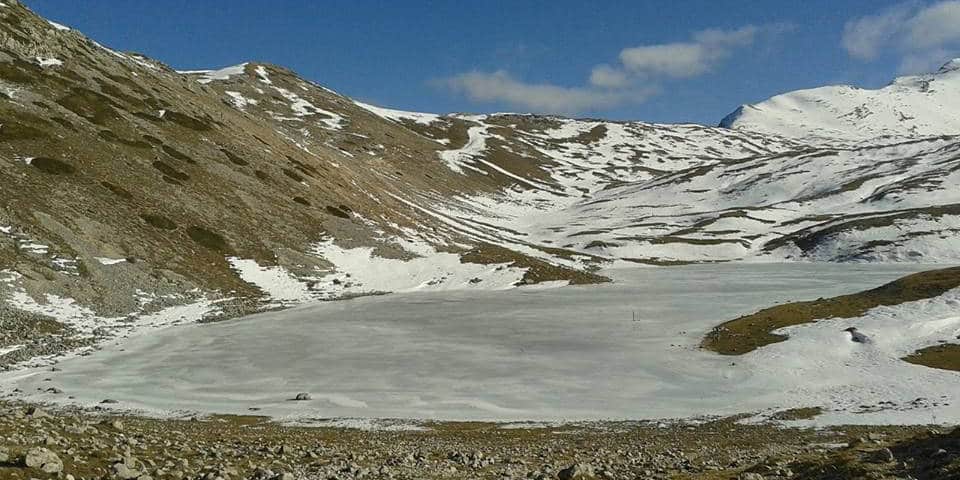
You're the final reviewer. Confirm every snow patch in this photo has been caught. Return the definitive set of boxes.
[0,345,22,357]
[354,101,440,125]
[224,91,258,110]
[180,63,248,84]
[95,257,127,266]
[6,288,219,339]
[35,56,62,68]
[439,125,489,174]
[227,257,315,305]
[254,65,272,84]
[47,20,70,31]
[309,239,532,297]
[272,86,343,129]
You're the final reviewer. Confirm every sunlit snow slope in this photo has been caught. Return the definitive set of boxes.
[721,59,960,144]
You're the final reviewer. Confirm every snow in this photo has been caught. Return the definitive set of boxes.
[0,345,22,357]
[0,269,21,283]
[423,119,960,265]
[227,257,315,305]
[5,287,220,341]
[271,86,343,129]
[438,124,490,174]
[354,101,440,125]
[127,54,160,71]
[94,257,127,266]
[180,63,248,84]
[20,242,48,255]
[722,59,960,144]
[47,20,70,31]
[309,239,533,297]
[254,65,272,84]
[5,264,957,425]
[224,90,258,110]
[35,56,62,68]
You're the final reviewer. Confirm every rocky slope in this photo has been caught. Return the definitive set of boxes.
[2,401,956,480]
[0,1,959,364]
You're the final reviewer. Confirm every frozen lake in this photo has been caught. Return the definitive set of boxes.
[6,263,960,425]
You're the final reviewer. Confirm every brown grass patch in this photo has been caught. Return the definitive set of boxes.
[769,407,823,421]
[152,161,189,181]
[30,157,75,175]
[140,214,177,230]
[186,226,230,252]
[460,243,609,285]
[702,267,960,355]
[903,343,960,372]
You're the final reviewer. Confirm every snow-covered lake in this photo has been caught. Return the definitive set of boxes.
[6,264,960,425]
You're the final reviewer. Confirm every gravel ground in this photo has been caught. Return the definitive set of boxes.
[0,400,957,480]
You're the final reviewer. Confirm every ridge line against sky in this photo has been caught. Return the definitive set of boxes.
[23,0,960,125]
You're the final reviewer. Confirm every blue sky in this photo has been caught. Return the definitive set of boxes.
[23,1,960,124]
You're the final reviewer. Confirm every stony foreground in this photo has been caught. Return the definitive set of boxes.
[0,402,957,480]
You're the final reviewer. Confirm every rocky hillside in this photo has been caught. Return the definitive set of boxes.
[0,0,958,345]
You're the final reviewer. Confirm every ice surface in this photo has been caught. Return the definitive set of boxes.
[4,264,957,425]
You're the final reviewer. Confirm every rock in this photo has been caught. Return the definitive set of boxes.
[113,461,143,480]
[739,473,764,480]
[873,448,895,463]
[25,406,48,417]
[293,393,311,401]
[101,398,120,404]
[558,463,595,480]
[23,447,63,473]
[0,446,8,463]
[251,468,275,480]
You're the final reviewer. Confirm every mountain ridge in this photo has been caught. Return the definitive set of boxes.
[720,58,960,143]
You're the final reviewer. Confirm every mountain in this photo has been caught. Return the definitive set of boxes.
[0,0,958,337]
[720,59,960,143]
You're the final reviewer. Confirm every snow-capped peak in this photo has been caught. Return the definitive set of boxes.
[937,57,960,74]
[720,58,960,144]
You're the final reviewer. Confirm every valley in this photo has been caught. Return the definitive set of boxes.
[0,0,959,478]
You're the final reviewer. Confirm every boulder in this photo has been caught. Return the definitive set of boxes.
[24,447,63,473]
[557,463,594,480]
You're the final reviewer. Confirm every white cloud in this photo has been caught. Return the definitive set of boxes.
[589,64,630,88]
[619,26,758,78]
[842,1,960,72]
[437,70,655,114]
[841,4,913,60]
[437,24,783,114]
[905,1,960,49]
